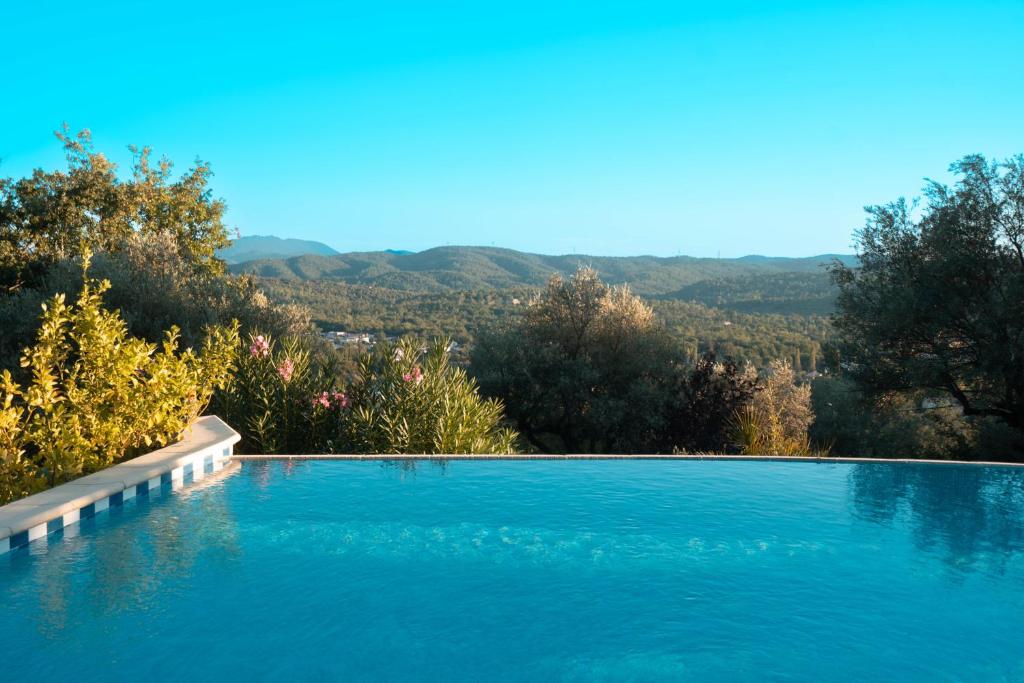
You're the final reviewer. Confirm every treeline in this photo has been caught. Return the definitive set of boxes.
[229,244,855,296]
[2,130,1021,465]
[663,271,837,316]
[257,278,832,371]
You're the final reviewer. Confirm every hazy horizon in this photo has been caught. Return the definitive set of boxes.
[3,1,1022,258]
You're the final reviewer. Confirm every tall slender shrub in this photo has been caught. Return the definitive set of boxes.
[733,360,816,456]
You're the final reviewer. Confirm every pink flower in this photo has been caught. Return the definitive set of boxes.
[403,366,424,385]
[277,358,295,382]
[249,335,270,358]
[331,391,350,409]
[311,391,330,409]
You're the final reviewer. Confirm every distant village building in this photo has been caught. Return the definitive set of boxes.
[322,331,374,348]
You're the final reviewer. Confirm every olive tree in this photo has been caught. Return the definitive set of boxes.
[471,267,682,453]
[831,154,1024,447]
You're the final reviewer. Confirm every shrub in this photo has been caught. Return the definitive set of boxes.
[214,334,517,455]
[211,331,341,454]
[0,231,311,371]
[0,252,238,503]
[341,337,517,454]
[665,353,760,453]
[732,360,816,456]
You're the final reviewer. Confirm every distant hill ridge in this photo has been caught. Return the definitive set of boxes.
[229,243,856,298]
[218,235,340,264]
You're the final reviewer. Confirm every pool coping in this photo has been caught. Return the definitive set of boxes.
[0,415,240,555]
[232,453,1024,467]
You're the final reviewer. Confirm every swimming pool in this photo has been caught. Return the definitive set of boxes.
[3,459,1023,681]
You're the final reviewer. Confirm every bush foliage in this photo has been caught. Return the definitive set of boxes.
[733,360,814,456]
[211,332,339,454]
[470,267,808,454]
[343,338,517,454]
[0,254,238,503]
[214,333,517,455]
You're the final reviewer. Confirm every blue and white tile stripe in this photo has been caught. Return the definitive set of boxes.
[0,416,239,555]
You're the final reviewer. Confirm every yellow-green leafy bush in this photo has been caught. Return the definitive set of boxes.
[0,254,238,503]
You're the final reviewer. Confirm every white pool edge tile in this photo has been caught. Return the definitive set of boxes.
[0,416,240,554]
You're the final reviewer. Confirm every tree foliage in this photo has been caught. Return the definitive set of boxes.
[666,353,759,453]
[0,126,229,290]
[0,232,310,370]
[831,154,1024,446]
[472,268,681,453]
[0,129,310,373]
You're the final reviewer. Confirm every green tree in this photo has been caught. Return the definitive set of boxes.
[0,129,309,372]
[664,352,759,453]
[0,126,229,289]
[472,267,680,453]
[831,154,1024,450]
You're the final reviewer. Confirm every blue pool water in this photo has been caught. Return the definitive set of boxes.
[3,460,1024,682]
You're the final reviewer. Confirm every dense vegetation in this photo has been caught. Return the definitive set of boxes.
[0,256,237,503]
[0,129,308,371]
[2,131,1021,465]
[256,278,832,371]
[470,268,809,454]
[212,333,516,455]
[829,154,1024,457]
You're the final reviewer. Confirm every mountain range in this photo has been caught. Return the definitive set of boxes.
[227,240,854,297]
[217,235,340,264]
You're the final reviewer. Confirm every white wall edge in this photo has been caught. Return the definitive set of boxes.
[0,415,240,553]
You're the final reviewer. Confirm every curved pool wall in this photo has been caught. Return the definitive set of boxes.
[3,413,1022,557]
[3,416,1021,558]
[0,415,239,554]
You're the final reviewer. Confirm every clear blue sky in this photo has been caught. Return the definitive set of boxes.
[2,1,1022,257]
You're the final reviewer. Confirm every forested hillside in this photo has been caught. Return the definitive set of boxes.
[257,277,832,370]
[663,271,837,316]
[231,245,855,296]
[217,235,339,264]
[239,245,846,367]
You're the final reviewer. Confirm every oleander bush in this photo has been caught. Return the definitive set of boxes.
[211,331,342,454]
[0,253,238,504]
[214,334,518,455]
[341,337,518,454]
